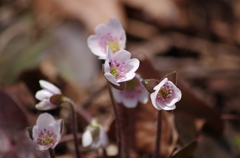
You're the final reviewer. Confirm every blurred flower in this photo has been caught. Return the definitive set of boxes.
[104,48,139,86]
[32,113,62,150]
[112,74,149,108]
[82,119,108,150]
[35,80,61,110]
[150,78,181,110]
[87,18,126,59]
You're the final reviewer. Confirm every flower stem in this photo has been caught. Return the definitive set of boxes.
[107,82,128,158]
[153,110,162,158]
[62,97,81,158]
[48,148,56,158]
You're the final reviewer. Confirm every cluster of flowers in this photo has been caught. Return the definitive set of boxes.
[88,18,181,110]
[29,80,108,152]
[27,18,182,155]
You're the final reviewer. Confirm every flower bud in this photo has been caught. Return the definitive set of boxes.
[82,119,108,150]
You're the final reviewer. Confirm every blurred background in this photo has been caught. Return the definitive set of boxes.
[1,0,240,158]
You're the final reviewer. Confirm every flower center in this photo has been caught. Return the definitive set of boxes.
[157,82,173,102]
[99,32,121,54]
[110,59,127,80]
[107,41,120,53]
[37,128,57,148]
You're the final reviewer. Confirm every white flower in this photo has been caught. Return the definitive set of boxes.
[87,18,126,59]
[32,113,62,150]
[35,80,61,110]
[150,78,181,110]
[104,48,140,86]
[112,74,149,108]
[82,120,108,150]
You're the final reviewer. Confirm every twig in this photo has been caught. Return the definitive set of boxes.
[107,82,121,156]
[107,82,128,158]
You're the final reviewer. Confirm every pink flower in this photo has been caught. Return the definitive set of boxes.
[87,18,126,59]
[112,74,149,108]
[104,48,140,86]
[32,113,62,150]
[35,80,61,110]
[150,78,181,110]
[82,120,108,150]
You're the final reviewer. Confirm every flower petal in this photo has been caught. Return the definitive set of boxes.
[153,78,168,91]
[112,50,131,63]
[104,58,111,73]
[36,113,56,130]
[36,144,49,151]
[35,90,52,101]
[138,88,149,104]
[107,18,124,35]
[87,35,106,57]
[82,130,93,147]
[122,97,138,108]
[99,126,108,148]
[104,72,119,86]
[91,139,101,150]
[32,126,39,142]
[161,104,176,110]
[120,72,136,83]
[150,91,162,110]
[95,24,109,36]
[49,121,61,149]
[35,100,57,110]
[39,80,61,94]
[119,30,126,49]
[111,88,122,103]
[164,81,182,107]
[125,58,140,75]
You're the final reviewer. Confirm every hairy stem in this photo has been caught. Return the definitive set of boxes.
[107,82,128,158]
[153,110,162,158]
[62,97,81,158]
[48,148,56,158]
